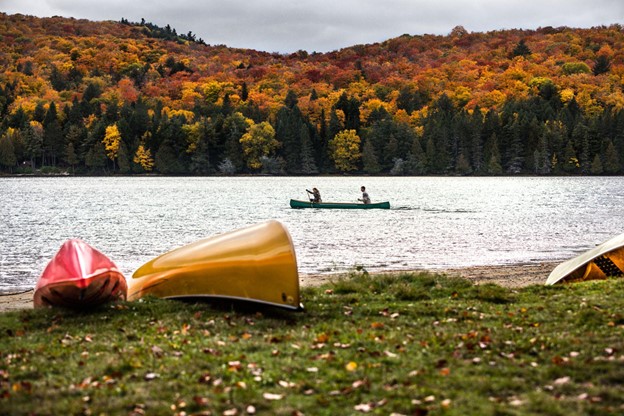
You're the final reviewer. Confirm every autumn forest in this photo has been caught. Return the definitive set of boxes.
[1,13,623,175]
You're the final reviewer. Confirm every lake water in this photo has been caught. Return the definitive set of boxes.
[1,176,623,293]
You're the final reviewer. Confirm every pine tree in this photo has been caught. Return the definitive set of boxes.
[604,141,620,174]
[406,136,427,174]
[65,142,79,173]
[562,141,579,173]
[512,39,531,57]
[0,130,16,171]
[43,102,64,166]
[117,142,131,173]
[298,125,318,174]
[593,55,611,76]
[590,154,603,175]
[485,134,502,175]
[361,139,381,174]
[455,153,472,175]
[24,122,44,169]
[85,142,107,173]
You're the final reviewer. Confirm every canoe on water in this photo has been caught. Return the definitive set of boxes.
[546,233,624,285]
[128,220,302,310]
[33,239,127,308]
[290,199,390,209]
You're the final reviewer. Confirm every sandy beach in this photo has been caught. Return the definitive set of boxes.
[0,262,558,313]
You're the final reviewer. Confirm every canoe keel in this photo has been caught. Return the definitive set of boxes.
[129,220,302,310]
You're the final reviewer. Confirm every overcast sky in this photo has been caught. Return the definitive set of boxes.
[1,0,623,53]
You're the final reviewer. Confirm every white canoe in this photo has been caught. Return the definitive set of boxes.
[546,233,624,285]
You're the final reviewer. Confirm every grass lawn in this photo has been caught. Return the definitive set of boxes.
[1,271,623,415]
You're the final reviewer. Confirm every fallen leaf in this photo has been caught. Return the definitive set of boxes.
[151,346,164,358]
[193,396,209,406]
[554,376,570,385]
[263,392,283,400]
[345,361,358,372]
[354,403,372,412]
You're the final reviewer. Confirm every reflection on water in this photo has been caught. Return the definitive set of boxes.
[1,176,623,291]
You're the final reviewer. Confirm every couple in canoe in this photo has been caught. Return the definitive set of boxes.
[306,186,371,204]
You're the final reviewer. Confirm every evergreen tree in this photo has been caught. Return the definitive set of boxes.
[455,153,472,175]
[42,102,64,166]
[334,92,360,131]
[155,142,183,174]
[222,112,249,172]
[593,55,611,76]
[240,82,249,102]
[298,125,318,174]
[24,122,44,169]
[405,136,428,174]
[361,139,381,174]
[590,154,603,175]
[603,140,620,174]
[117,142,131,173]
[64,142,79,173]
[0,130,17,171]
[562,140,579,173]
[485,133,502,175]
[275,92,306,173]
[85,142,107,173]
[512,39,531,57]
[533,136,551,174]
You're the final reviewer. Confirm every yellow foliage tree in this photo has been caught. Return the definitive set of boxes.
[103,124,121,161]
[329,129,361,172]
[133,142,154,172]
[239,121,279,170]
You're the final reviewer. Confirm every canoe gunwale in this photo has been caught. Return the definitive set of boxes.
[163,294,305,311]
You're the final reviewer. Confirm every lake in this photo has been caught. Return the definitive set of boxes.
[1,176,623,292]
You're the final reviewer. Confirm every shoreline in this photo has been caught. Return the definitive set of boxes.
[0,262,558,312]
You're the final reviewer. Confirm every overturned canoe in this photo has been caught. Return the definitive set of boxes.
[34,239,127,308]
[546,233,624,285]
[290,199,390,209]
[128,220,302,310]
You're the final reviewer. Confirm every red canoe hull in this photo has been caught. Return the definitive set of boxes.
[34,239,127,308]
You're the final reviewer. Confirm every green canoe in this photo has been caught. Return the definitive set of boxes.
[290,199,390,209]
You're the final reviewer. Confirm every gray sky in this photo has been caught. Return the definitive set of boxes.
[1,0,623,53]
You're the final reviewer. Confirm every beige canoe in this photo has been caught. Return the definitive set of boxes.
[546,233,624,285]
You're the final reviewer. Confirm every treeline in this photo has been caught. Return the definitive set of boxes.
[120,17,207,46]
[1,14,623,175]
[1,80,622,175]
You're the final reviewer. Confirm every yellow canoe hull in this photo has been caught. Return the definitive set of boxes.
[546,233,624,285]
[128,220,302,310]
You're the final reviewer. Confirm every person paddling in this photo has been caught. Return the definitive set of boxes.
[358,186,370,204]
[306,187,322,203]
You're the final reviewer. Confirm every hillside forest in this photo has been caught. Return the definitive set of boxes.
[1,13,624,175]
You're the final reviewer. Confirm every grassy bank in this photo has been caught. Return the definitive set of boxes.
[1,271,623,415]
